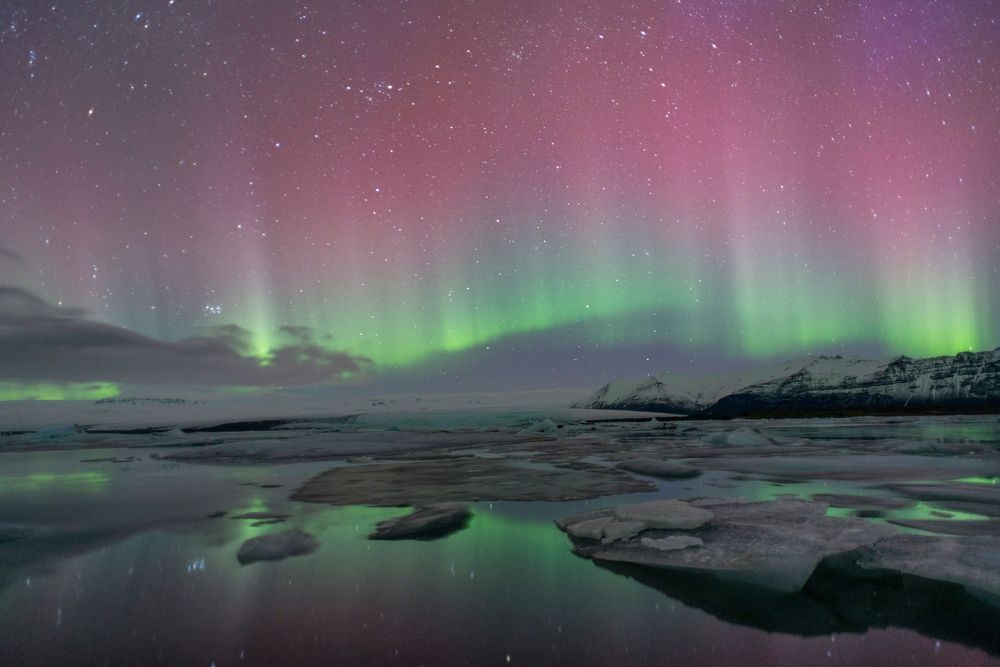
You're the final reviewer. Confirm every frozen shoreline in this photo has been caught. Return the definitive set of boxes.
[1,412,1000,660]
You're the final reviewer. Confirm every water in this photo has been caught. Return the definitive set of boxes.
[757,415,1000,446]
[0,444,997,666]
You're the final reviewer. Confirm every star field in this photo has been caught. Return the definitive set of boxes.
[1,0,998,391]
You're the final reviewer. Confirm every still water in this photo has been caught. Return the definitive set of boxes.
[0,446,996,666]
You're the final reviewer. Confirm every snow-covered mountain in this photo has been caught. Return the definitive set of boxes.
[575,349,1000,417]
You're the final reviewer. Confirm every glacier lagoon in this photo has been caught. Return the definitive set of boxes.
[1,414,1000,665]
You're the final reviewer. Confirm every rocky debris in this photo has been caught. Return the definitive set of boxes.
[618,458,701,479]
[640,535,703,551]
[236,529,319,565]
[369,503,471,540]
[559,498,895,593]
[293,458,655,506]
[612,499,714,530]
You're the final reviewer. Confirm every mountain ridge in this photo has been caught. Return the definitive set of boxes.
[574,349,1000,417]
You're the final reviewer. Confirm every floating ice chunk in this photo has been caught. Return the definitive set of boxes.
[518,418,559,435]
[640,535,703,551]
[236,529,319,565]
[703,426,777,447]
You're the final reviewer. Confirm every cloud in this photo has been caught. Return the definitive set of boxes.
[0,286,373,386]
[0,286,87,318]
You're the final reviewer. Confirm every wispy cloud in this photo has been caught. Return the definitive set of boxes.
[0,286,373,386]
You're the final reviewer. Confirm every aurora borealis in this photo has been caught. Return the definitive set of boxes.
[1,0,998,392]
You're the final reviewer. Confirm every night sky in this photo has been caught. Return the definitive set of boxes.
[1,0,998,396]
